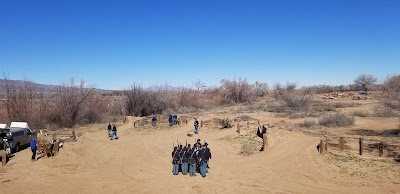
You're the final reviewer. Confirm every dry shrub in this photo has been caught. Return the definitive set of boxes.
[273,83,312,111]
[352,110,370,117]
[319,113,355,128]
[300,119,318,128]
[372,109,399,118]
[124,85,168,117]
[220,78,255,104]
[240,143,254,156]
[381,75,400,112]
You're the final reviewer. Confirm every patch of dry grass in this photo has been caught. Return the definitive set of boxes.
[319,113,355,128]
[300,119,318,128]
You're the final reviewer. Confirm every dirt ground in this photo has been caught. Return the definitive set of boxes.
[1,99,400,194]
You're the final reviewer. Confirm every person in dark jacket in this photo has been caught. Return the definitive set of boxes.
[194,118,199,134]
[30,138,37,161]
[168,114,173,126]
[198,144,211,177]
[152,116,157,127]
[181,146,189,175]
[107,122,112,137]
[172,147,179,175]
[188,146,198,177]
[110,124,119,140]
[257,126,267,151]
[6,133,13,154]
[203,143,212,173]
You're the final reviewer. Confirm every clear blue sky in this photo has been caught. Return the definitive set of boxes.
[1,0,399,90]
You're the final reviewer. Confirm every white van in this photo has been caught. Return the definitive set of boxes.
[9,122,36,152]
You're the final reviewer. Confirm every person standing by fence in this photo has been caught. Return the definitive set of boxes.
[257,126,267,151]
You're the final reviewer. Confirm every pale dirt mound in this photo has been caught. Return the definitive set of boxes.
[1,118,399,194]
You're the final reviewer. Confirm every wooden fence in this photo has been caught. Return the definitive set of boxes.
[133,116,189,128]
[319,136,400,159]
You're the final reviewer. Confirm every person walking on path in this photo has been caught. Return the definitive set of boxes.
[110,124,119,140]
[30,138,37,161]
[194,118,199,134]
[107,122,112,138]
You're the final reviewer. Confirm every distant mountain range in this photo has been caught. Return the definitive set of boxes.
[0,79,191,93]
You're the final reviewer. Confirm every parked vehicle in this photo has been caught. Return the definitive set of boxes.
[8,122,36,152]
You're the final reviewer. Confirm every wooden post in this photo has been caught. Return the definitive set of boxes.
[359,137,363,155]
[72,130,76,142]
[263,133,268,148]
[257,119,260,125]
[339,137,344,151]
[201,120,203,128]
[2,152,6,166]
[379,142,384,157]
[325,140,328,152]
[237,123,240,134]
[320,139,325,154]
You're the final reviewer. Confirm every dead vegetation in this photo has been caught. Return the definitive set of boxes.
[319,113,355,128]
[300,119,318,128]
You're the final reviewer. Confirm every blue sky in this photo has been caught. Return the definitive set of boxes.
[0,0,399,90]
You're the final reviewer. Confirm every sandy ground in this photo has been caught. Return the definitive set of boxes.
[1,103,400,194]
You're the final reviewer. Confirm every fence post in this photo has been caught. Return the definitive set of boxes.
[72,130,76,142]
[263,133,268,148]
[339,137,344,151]
[320,139,325,154]
[359,137,363,155]
[237,123,240,135]
[379,142,384,157]
[201,120,203,128]
[2,152,6,166]
[325,140,328,152]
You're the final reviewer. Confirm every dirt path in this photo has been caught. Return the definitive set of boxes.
[1,120,399,194]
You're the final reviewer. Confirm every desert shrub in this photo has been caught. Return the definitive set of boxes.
[300,119,318,128]
[124,85,168,117]
[380,75,400,112]
[319,113,355,128]
[240,143,254,156]
[273,83,312,110]
[219,78,255,104]
[372,109,399,118]
[253,81,269,97]
[352,110,370,117]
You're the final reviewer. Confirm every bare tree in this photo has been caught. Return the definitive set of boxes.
[176,87,191,107]
[0,75,49,129]
[253,81,269,97]
[192,79,206,92]
[354,74,377,94]
[380,75,400,112]
[51,79,96,127]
